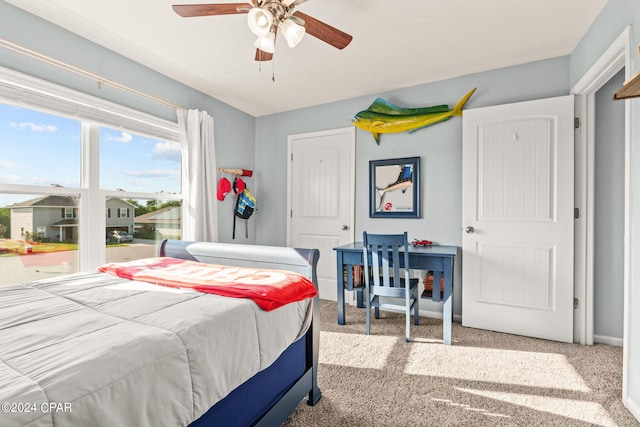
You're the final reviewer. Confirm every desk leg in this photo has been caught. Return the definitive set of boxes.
[336,255,346,325]
[356,288,364,308]
[443,259,453,345]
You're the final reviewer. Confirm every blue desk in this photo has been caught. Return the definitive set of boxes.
[334,242,457,345]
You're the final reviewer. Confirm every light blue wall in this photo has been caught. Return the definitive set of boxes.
[0,0,256,244]
[255,58,570,246]
[255,57,570,316]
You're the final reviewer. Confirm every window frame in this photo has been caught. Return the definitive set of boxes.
[0,65,183,271]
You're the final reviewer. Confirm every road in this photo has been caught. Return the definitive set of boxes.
[0,241,158,287]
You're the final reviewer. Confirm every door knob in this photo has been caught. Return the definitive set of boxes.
[341,225,349,230]
[465,226,475,234]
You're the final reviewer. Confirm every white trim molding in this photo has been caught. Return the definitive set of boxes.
[570,24,632,407]
[0,65,179,142]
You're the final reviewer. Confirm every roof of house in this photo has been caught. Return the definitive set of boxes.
[106,198,137,208]
[51,219,78,227]
[9,196,138,209]
[135,206,181,224]
[9,195,78,208]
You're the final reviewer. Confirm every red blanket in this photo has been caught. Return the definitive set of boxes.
[98,257,318,311]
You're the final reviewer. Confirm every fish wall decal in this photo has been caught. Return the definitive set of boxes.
[352,88,477,144]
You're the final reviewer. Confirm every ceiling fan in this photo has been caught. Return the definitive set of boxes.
[172,1,353,61]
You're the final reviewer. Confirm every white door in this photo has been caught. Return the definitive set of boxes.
[288,127,355,301]
[462,96,574,343]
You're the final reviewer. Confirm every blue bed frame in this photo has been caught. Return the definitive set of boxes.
[159,239,322,426]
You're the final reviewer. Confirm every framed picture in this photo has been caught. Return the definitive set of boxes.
[369,156,420,218]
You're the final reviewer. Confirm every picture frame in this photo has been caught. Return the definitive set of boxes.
[369,156,420,218]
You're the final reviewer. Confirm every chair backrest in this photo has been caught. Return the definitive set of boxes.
[362,232,411,288]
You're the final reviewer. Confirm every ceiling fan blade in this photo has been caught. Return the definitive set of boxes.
[293,11,352,50]
[255,49,274,61]
[172,3,250,17]
[282,0,308,6]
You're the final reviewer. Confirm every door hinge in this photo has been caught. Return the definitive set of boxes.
[574,298,579,309]
[574,208,580,219]
[290,209,293,218]
[574,117,580,129]
[291,153,293,161]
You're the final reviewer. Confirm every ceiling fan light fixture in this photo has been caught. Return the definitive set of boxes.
[280,17,305,48]
[247,7,274,37]
[254,32,276,54]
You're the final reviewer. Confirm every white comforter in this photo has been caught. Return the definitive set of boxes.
[0,271,311,427]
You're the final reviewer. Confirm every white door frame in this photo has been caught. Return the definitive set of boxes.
[285,126,356,246]
[570,26,631,399]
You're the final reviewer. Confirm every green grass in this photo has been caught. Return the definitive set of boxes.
[0,240,77,257]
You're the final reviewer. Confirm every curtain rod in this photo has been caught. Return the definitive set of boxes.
[0,37,186,111]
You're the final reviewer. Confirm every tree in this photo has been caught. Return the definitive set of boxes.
[159,200,181,209]
[0,208,9,238]
[127,199,148,217]
[125,199,181,217]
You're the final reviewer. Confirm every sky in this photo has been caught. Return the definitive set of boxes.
[0,103,181,208]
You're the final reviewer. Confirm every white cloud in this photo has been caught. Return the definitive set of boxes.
[106,131,133,143]
[130,179,151,188]
[125,169,180,179]
[0,174,48,185]
[10,122,57,132]
[0,160,15,169]
[152,141,181,162]
[2,174,23,183]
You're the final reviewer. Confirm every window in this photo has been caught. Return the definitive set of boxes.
[0,103,81,187]
[0,66,182,286]
[106,198,182,264]
[100,127,181,194]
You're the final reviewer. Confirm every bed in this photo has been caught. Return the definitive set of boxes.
[0,239,322,427]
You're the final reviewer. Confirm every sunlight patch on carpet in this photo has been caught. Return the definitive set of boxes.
[457,387,617,426]
[319,331,398,369]
[431,397,511,419]
[404,345,590,392]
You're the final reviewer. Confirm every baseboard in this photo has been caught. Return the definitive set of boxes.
[625,395,640,423]
[593,334,623,347]
[418,308,462,323]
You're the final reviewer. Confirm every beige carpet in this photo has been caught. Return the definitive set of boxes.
[284,300,639,427]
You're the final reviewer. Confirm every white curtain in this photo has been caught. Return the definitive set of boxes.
[177,109,218,242]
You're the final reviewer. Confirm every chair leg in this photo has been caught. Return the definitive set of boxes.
[365,287,371,336]
[375,305,380,319]
[405,304,411,343]
[414,294,420,326]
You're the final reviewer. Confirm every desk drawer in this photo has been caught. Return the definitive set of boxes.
[408,254,449,271]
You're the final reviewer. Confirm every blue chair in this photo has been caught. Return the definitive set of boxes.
[362,232,420,342]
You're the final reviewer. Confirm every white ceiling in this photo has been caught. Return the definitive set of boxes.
[7,0,607,117]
